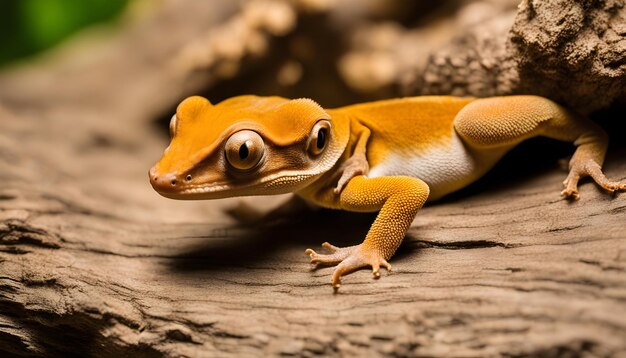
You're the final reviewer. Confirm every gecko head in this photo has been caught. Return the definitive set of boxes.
[149,95,348,199]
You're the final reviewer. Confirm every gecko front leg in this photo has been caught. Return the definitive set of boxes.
[334,152,369,194]
[334,123,371,194]
[306,175,430,290]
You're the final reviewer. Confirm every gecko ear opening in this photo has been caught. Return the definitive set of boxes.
[307,120,331,156]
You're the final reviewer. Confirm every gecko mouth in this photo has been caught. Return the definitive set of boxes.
[152,181,232,200]
[154,172,320,200]
[179,184,230,195]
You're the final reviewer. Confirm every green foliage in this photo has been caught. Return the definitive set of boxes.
[0,0,128,67]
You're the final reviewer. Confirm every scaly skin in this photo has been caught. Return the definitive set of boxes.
[150,95,626,290]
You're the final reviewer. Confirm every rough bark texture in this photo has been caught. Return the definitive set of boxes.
[340,0,626,114]
[1,0,625,357]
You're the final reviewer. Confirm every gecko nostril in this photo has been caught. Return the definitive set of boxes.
[171,179,177,186]
[149,167,159,182]
[186,175,192,181]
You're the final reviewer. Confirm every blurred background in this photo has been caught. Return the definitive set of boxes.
[1,0,624,212]
[0,0,128,67]
[0,0,521,109]
[2,0,622,176]
[0,0,624,193]
[2,0,622,112]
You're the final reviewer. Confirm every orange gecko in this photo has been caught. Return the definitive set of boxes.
[150,95,626,289]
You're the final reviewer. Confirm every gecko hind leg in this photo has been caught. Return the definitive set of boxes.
[454,95,626,199]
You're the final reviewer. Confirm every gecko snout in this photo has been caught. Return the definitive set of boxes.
[149,167,179,191]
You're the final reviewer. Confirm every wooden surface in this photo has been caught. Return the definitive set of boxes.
[1,1,626,357]
[2,100,626,356]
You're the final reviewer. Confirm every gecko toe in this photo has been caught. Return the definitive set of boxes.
[561,188,580,200]
[305,243,356,265]
[372,258,391,279]
[372,266,381,278]
[381,258,392,271]
[321,242,339,252]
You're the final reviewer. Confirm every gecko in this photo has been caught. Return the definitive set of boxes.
[149,95,626,289]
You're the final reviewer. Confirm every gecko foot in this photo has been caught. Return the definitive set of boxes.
[305,242,391,290]
[561,159,626,200]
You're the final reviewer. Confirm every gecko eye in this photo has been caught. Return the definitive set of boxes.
[307,120,331,156]
[169,115,178,138]
[225,130,265,171]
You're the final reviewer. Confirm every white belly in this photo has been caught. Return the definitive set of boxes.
[367,133,484,200]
